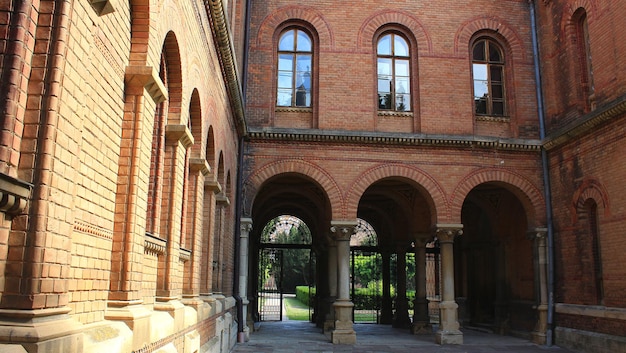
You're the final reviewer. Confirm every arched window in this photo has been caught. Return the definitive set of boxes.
[574,9,594,111]
[585,199,604,304]
[277,28,312,107]
[472,38,505,116]
[377,33,411,111]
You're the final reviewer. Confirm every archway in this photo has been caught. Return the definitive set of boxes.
[456,182,535,337]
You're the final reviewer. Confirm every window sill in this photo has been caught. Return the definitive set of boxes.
[377,111,414,117]
[275,107,313,113]
[475,115,509,122]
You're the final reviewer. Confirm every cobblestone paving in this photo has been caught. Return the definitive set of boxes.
[232,321,578,353]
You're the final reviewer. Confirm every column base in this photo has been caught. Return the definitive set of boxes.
[331,300,356,344]
[105,301,151,350]
[435,329,464,345]
[0,307,83,353]
[411,322,432,335]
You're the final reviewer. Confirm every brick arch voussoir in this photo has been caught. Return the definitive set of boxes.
[358,10,432,54]
[454,16,525,61]
[450,168,545,228]
[243,160,344,219]
[570,178,609,224]
[561,0,598,39]
[346,164,448,224]
[255,5,334,49]
[129,0,152,66]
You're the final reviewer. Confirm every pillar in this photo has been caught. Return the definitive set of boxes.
[435,224,463,345]
[530,228,548,344]
[379,248,393,324]
[412,234,432,334]
[239,218,253,339]
[393,243,410,328]
[200,179,220,302]
[330,221,357,344]
[324,240,338,333]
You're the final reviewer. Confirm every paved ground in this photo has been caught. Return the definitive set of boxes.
[233,321,579,353]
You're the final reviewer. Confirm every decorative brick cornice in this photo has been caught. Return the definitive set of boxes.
[544,95,626,150]
[204,0,247,137]
[0,173,32,216]
[247,127,542,151]
[145,233,167,256]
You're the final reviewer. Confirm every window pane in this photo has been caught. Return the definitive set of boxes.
[296,31,312,52]
[378,77,392,93]
[378,93,392,109]
[277,89,292,106]
[377,34,392,55]
[490,66,503,82]
[277,71,293,89]
[474,80,489,99]
[492,101,504,115]
[473,41,485,61]
[278,54,293,71]
[296,55,311,75]
[395,59,409,76]
[395,77,409,94]
[396,94,410,111]
[279,30,295,51]
[473,63,488,80]
[475,98,487,114]
[489,43,502,62]
[378,58,392,75]
[491,84,503,99]
[394,36,409,57]
[295,85,310,107]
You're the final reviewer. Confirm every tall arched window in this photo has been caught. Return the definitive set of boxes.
[277,28,312,107]
[574,9,594,112]
[472,38,505,116]
[377,33,411,111]
[585,199,604,304]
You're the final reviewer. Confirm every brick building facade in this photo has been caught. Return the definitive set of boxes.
[0,0,624,352]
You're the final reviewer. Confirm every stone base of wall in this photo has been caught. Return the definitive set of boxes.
[555,326,626,353]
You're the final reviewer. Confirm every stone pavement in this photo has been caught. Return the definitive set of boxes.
[232,321,578,353]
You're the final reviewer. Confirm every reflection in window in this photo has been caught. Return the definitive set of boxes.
[277,29,312,107]
[472,38,505,116]
[377,33,411,112]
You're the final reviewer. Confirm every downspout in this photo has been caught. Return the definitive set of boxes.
[235,0,252,342]
[529,0,555,346]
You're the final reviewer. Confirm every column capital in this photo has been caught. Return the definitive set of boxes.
[205,179,222,194]
[413,231,433,244]
[165,124,194,148]
[189,158,211,175]
[124,65,168,103]
[435,224,463,243]
[330,220,357,241]
[526,227,548,241]
[240,218,252,235]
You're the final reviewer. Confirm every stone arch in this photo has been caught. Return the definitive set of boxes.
[454,16,526,62]
[243,159,343,219]
[346,164,447,223]
[450,168,545,227]
[255,5,334,50]
[571,178,609,224]
[357,10,432,54]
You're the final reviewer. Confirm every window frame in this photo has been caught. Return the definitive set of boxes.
[376,31,412,112]
[276,27,313,108]
[471,37,507,117]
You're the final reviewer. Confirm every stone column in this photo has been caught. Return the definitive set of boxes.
[393,243,411,328]
[435,224,463,345]
[239,218,253,339]
[412,234,432,334]
[330,221,357,344]
[324,239,338,333]
[379,248,393,324]
[530,228,548,345]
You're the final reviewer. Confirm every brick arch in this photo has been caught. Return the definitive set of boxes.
[454,16,526,62]
[254,5,334,49]
[571,178,609,224]
[188,89,203,158]
[357,10,432,54]
[450,168,545,227]
[561,0,598,36]
[345,164,447,223]
[129,0,151,65]
[161,31,183,125]
[243,160,343,219]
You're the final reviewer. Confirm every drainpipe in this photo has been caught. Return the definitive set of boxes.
[235,0,252,342]
[529,0,555,346]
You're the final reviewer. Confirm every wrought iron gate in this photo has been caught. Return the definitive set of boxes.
[351,248,383,323]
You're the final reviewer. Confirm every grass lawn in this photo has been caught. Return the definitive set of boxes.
[283,297,311,321]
